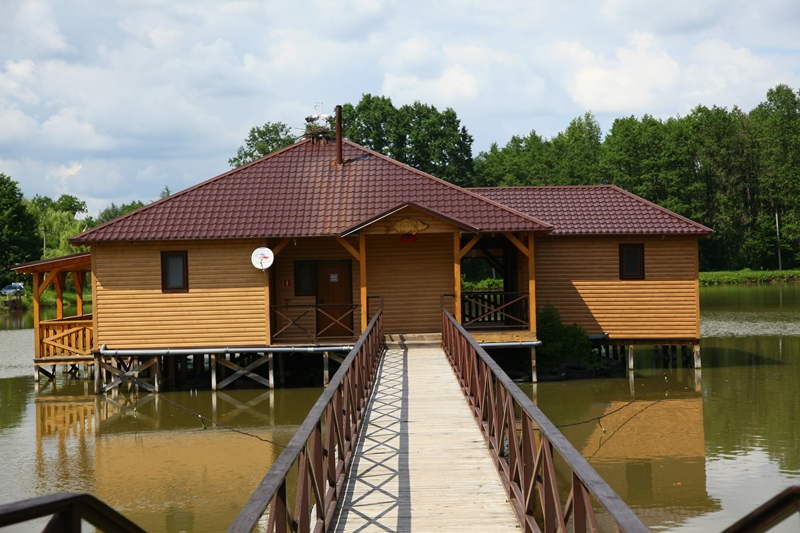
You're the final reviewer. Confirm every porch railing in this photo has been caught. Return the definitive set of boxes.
[272,304,360,343]
[441,308,650,533]
[39,315,94,359]
[229,309,384,533]
[461,291,529,330]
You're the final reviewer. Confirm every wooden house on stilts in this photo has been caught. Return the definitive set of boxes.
[14,107,711,392]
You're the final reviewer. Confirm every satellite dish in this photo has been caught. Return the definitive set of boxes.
[251,247,274,270]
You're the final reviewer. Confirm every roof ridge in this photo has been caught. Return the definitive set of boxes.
[343,140,552,230]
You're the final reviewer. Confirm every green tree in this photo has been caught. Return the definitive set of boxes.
[341,94,402,157]
[0,173,40,285]
[548,112,604,185]
[750,84,800,270]
[228,122,296,168]
[473,130,552,186]
[88,200,147,226]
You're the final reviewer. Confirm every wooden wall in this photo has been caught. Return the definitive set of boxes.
[271,237,362,340]
[534,235,700,339]
[366,233,454,334]
[94,240,268,348]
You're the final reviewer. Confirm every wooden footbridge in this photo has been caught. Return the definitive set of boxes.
[229,309,652,533]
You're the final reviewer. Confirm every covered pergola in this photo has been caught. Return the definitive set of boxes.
[12,252,93,381]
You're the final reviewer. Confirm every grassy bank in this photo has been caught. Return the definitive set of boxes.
[700,269,800,285]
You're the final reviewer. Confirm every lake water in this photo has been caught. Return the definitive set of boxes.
[1,286,799,531]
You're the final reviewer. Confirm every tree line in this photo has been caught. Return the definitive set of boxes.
[232,86,800,271]
[2,84,797,285]
[0,177,167,287]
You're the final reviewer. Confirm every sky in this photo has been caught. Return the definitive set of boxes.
[1,0,799,218]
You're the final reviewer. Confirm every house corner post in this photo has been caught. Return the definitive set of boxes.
[454,232,461,322]
[360,234,368,331]
[528,232,536,335]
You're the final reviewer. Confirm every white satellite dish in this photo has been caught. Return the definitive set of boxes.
[251,247,274,270]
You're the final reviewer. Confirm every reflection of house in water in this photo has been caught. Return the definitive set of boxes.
[35,394,97,494]
[578,394,721,528]
[34,389,299,532]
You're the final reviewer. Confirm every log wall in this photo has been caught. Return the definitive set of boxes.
[94,240,268,348]
[534,235,700,339]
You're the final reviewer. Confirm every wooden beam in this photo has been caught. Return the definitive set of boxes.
[458,233,482,259]
[73,271,86,317]
[454,233,462,322]
[335,236,361,261]
[91,251,98,352]
[271,238,291,256]
[528,232,536,335]
[503,232,530,257]
[55,271,66,320]
[359,234,368,331]
[33,272,42,359]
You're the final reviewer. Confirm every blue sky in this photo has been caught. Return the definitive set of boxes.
[1,0,798,217]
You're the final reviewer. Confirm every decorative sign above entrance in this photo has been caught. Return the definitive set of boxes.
[250,247,274,270]
[388,218,428,235]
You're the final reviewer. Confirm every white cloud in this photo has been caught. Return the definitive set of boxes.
[0,0,797,207]
[558,33,682,113]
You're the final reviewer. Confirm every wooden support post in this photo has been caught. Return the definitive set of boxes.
[154,356,161,393]
[268,353,274,388]
[323,351,329,387]
[359,234,368,331]
[278,353,285,386]
[528,232,536,338]
[693,345,701,369]
[530,346,537,383]
[628,345,635,371]
[453,233,462,323]
[211,354,217,391]
[671,345,677,368]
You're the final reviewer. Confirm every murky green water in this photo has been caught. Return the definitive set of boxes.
[528,284,800,532]
[2,286,800,531]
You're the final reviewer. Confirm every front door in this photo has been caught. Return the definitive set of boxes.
[316,260,353,338]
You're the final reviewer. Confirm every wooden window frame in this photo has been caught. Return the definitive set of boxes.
[161,251,189,292]
[294,260,316,296]
[619,243,645,280]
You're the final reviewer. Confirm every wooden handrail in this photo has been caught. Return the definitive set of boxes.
[721,485,800,532]
[0,492,145,532]
[229,310,384,533]
[441,308,650,533]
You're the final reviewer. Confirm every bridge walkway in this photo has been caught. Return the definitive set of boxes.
[331,345,519,532]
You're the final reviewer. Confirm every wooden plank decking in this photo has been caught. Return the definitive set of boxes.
[331,346,519,532]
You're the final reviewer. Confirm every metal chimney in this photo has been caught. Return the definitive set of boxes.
[335,104,343,166]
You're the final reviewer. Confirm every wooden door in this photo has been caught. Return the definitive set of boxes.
[316,261,353,338]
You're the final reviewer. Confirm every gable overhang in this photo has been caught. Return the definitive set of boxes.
[12,252,92,274]
[339,202,482,237]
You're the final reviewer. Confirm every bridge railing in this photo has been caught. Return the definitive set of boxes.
[0,492,146,532]
[229,310,384,533]
[441,308,651,533]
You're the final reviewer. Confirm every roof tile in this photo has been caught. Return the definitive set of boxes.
[471,185,712,236]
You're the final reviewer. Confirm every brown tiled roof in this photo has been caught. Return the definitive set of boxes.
[71,139,550,244]
[471,185,712,236]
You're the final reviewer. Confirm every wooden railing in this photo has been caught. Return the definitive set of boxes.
[0,492,145,532]
[39,315,94,359]
[462,291,529,330]
[442,308,650,533]
[229,310,384,533]
[722,485,800,532]
[272,304,360,343]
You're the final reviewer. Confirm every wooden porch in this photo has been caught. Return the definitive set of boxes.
[11,252,94,380]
